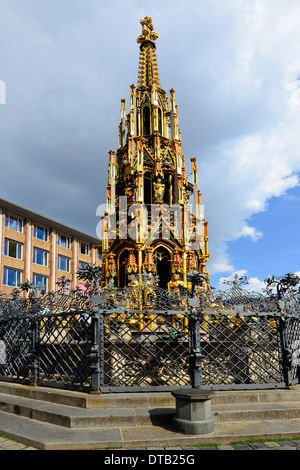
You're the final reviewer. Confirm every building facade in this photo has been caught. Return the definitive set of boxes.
[101,17,210,290]
[0,198,101,295]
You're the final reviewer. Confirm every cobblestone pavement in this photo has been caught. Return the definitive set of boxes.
[0,436,36,450]
[125,440,300,450]
[1,435,300,450]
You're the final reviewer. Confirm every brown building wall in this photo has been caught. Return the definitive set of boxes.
[0,199,101,296]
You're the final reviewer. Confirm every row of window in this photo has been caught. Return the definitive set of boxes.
[3,239,100,263]
[6,215,52,240]
[5,216,93,255]
[4,245,82,272]
[2,264,93,289]
[2,268,89,293]
[4,239,101,272]
[3,267,48,291]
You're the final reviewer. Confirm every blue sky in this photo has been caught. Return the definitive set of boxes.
[210,184,300,290]
[0,0,300,291]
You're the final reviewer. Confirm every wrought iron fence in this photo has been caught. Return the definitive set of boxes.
[0,271,299,392]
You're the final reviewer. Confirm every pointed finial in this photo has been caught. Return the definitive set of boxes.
[137,17,160,87]
[137,17,159,46]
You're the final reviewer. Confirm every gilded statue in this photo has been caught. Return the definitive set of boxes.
[153,177,165,202]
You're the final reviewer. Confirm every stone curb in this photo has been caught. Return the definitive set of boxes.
[1,437,300,450]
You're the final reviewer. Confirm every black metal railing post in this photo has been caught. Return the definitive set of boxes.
[28,317,40,387]
[188,308,203,388]
[278,317,293,388]
[186,271,206,389]
[90,309,101,394]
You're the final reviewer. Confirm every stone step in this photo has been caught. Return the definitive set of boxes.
[1,383,300,450]
[0,382,176,409]
[1,389,300,429]
[0,392,174,428]
[1,409,300,450]
[213,401,300,422]
[1,381,300,409]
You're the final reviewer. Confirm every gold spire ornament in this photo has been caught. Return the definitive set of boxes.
[137,17,160,87]
[101,17,210,289]
[137,17,159,45]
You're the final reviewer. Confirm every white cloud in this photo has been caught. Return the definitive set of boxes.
[199,0,300,275]
[215,269,266,293]
[236,225,263,242]
[1,0,300,277]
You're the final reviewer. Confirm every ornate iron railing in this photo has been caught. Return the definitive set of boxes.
[0,271,299,392]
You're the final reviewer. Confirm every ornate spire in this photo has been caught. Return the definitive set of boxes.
[137,17,160,88]
[101,17,210,289]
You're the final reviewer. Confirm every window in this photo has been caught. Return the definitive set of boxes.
[34,225,48,241]
[33,248,48,266]
[97,248,102,260]
[57,255,70,272]
[4,239,22,259]
[143,171,152,205]
[3,267,21,287]
[5,215,23,233]
[32,274,47,292]
[158,108,162,135]
[79,261,88,269]
[136,110,139,135]
[58,234,71,249]
[142,106,151,135]
[79,243,89,255]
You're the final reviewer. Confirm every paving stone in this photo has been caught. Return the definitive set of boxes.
[4,443,27,450]
[165,447,182,450]
[275,445,296,450]
[248,442,267,449]
[280,440,297,446]
[258,445,277,450]
[146,447,165,450]
[0,438,9,443]
[264,441,281,447]
[217,445,235,450]
[0,440,19,449]
[232,443,251,450]
[126,447,147,450]
[197,446,218,450]
[181,446,200,450]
